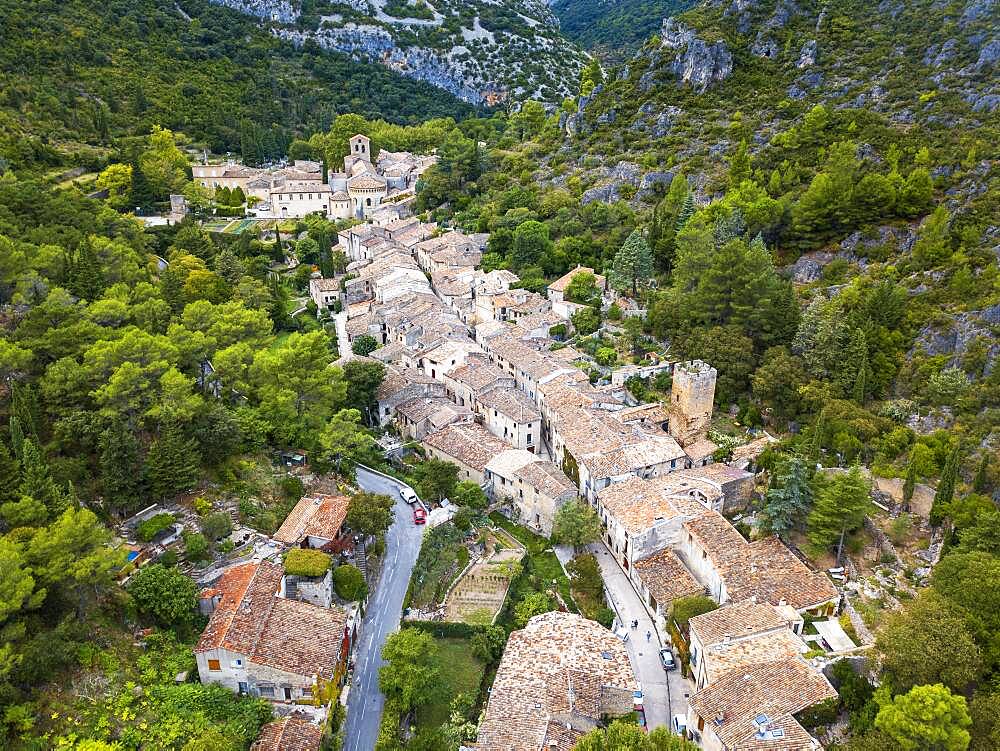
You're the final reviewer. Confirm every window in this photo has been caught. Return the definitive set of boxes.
[207,659,221,671]
[526,433,533,444]
[259,685,275,697]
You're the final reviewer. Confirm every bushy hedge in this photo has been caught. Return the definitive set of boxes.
[137,513,175,542]
[284,548,332,578]
[403,619,487,639]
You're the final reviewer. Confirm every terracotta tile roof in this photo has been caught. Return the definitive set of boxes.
[547,265,606,293]
[448,360,512,393]
[633,548,704,605]
[516,460,576,499]
[684,437,720,462]
[683,513,839,610]
[423,422,509,473]
[348,174,387,190]
[688,658,836,751]
[475,612,636,751]
[477,387,541,424]
[273,494,349,545]
[703,628,809,686]
[598,476,710,535]
[196,561,347,680]
[690,601,789,647]
[252,717,323,751]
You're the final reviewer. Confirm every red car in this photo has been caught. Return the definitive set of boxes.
[412,507,426,525]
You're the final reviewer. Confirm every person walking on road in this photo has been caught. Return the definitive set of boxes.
[646,630,651,642]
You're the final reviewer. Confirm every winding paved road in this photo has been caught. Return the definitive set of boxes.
[342,466,425,751]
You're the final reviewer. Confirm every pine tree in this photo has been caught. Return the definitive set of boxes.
[610,229,654,296]
[902,455,917,510]
[0,441,21,506]
[759,455,813,537]
[19,439,61,520]
[807,464,872,561]
[675,193,695,232]
[146,421,199,500]
[159,266,185,316]
[930,445,960,526]
[129,161,155,213]
[100,419,144,515]
[69,242,105,302]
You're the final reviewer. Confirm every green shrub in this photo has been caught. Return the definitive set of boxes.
[284,548,332,578]
[200,511,233,542]
[333,564,368,601]
[137,513,175,542]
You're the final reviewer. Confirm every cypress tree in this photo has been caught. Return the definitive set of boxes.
[129,161,155,213]
[0,441,21,506]
[810,408,827,463]
[146,421,199,501]
[902,455,916,510]
[972,453,990,494]
[675,192,695,232]
[100,419,144,515]
[8,416,24,459]
[930,445,960,525]
[11,383,41,441]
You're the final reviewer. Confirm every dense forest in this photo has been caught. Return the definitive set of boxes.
[551,0,695,61]
[0,0,474,173]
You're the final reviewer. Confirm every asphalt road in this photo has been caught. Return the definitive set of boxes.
[587,541,692,731]
[342,466,425,751]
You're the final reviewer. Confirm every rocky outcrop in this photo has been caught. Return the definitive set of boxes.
[797,39,817,68]
[206,0,586,105]
[911,304,1000,375]
[751,32,779,59]
[659,18,733,93]
[209,0,297,22]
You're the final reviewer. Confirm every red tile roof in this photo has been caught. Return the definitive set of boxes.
[196,561,347,680]
[252,716,323,751]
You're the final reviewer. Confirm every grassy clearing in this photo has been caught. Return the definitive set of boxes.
[413,638,485,730]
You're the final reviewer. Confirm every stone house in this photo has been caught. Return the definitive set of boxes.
[395,396,473,441]
[686,658,836,751]
[484,449,577,537]
[474,612,637,751]
[375,366,446,426]
[308,278,340,312]
[422,422,510,485]
[440,357,514,409]
[475,387,542,453]
[195,561,350,702]
[687,600,807,691]
[272,494,350,550]
[678,511,840,617]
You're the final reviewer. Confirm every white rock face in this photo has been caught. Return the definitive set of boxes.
[205,0,587,104]
[660,18,733,93]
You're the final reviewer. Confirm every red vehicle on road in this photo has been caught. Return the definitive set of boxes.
[412,506,426,525]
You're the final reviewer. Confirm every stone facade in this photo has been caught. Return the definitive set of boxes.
[668,360,717,447]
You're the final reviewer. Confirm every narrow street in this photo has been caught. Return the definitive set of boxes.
[333,311,353,361]
[342,467,425,751]
[586,541,693,731]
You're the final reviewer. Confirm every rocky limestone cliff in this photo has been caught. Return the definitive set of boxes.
[205,0,587,104]
[658,18,733,92]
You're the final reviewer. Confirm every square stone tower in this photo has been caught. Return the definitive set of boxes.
[349,133,371,163]
[668,360,717,447]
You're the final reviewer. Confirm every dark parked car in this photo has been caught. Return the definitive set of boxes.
[659,648,676,671]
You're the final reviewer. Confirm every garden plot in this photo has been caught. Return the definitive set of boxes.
[444,545,523,625]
